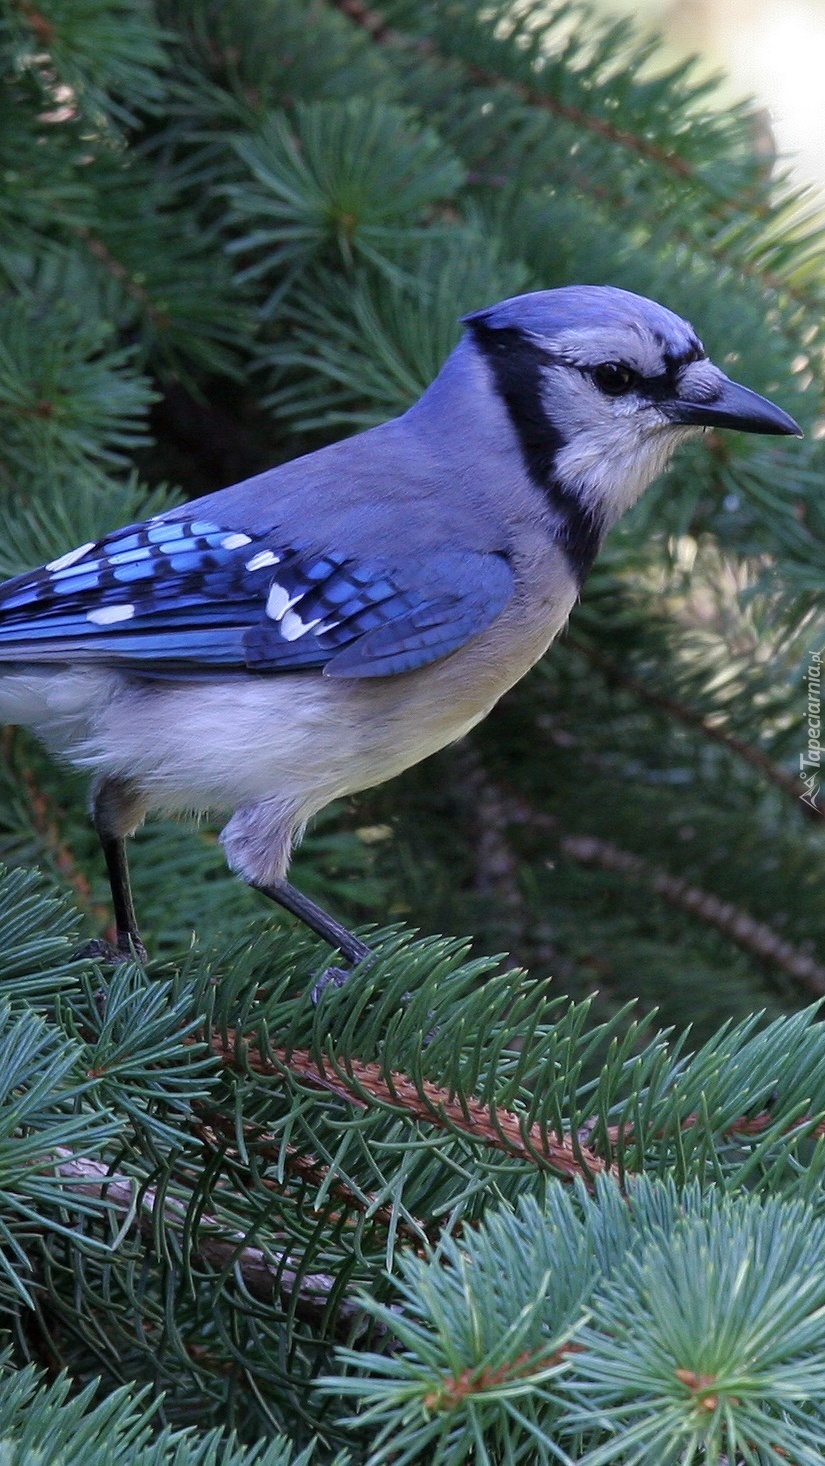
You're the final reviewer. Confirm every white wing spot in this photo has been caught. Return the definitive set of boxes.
[47,543,95,573]
[221,532,252,550]
[280,609,322,641]
[87,604,135,625]
[266,581,304,620]
[247,550,281,572]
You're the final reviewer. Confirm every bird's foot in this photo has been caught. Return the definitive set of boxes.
[310,944,375,1004]
[74,934,148,966]
[310,964,355,1004]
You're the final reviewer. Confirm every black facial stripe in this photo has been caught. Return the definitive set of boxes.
[468,321,603,587]
[639,357,705,402]
[636,368,682,402]
[649,339,705,396]
[662,337,704,368]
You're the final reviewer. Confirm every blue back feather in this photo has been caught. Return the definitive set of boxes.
[0,516,514,679]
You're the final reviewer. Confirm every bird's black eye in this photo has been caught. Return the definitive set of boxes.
[591,362,638,396]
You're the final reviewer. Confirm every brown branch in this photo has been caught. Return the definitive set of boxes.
[48,1084,825,1374]
[467,66,695,180]
[15,1,56,45]
[52,1148,376,1336]
[422,1344,581,1411]
[602,1104,825,1158]
[209,1030,614,1183]
[50,1004,825,1346]
[561,833,825,995]
[206,1027,825,1199]
[329,0,732,186]
[566,636,822,820]
[73,227,169,329]
[194,1115,436,1247]
[329,0,825,316]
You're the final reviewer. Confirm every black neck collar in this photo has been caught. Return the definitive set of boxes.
[467,320,604,588]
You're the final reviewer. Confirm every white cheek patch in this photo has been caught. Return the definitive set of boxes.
[544,367,692,524]
[554,416,692,523]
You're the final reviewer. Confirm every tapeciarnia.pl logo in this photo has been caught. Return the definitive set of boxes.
[800,651,822,811]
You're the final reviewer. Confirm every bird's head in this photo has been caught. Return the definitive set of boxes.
[463,285,801,540]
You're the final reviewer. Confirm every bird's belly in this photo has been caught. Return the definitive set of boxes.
[74,660,507,817]
[123,584,568,804]
[2,568,576,821]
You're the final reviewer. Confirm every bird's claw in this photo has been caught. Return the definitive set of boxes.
[74,935,148,966]
[310,965,353,1004]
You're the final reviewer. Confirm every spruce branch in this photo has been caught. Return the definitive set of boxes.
[3,0,825,1454]
[52,1147,376,1336]
[0,295,155,478]
[7,0,170,129]
[563,1194,825,1465]
[13,2,56,47]
[1,728,105,923]
[224,98,464,314]
[457,749,825,995]
[209,1029,613,1184]
[328,0,825,321]
[0,1362,323,1465]
[73,226,167,330]
[561,834,825,997]
[329,0,695,183]
[193,1115,435,1248]
[565,634,822,821]
[0,864,82,1006]
[326,1187,825,1466]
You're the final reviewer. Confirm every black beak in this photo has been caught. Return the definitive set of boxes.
[663,375,802,437]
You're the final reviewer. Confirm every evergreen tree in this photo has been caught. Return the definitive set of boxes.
[1,0,824,1460]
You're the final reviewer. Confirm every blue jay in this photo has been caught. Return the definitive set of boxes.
[0,286,800,976]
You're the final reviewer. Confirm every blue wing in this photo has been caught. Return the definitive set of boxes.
[0,517,514,679]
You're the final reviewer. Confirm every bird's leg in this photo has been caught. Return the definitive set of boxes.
[220,802,371,996]
[253,878,372,999]
[76,776,148,965]
[98,832,146,960]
